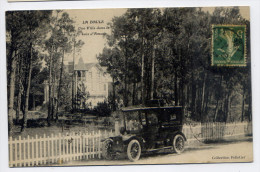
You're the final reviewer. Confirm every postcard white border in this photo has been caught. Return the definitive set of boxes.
[0,0,259,172]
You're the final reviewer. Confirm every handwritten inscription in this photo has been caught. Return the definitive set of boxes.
[79,20,109,36]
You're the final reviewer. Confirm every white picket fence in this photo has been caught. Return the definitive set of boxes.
[182,122,252,144]
[9,122,252,167]
[9,130,115,167]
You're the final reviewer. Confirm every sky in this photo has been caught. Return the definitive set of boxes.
[64,6,249,65]
[64,9,126,64]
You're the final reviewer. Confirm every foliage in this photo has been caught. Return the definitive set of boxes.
[98,7,251,123]
[93,101,112,117]
[74,82,90,110]
[6,10,84,130]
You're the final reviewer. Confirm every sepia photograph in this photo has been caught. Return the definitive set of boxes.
[6,6,253,167]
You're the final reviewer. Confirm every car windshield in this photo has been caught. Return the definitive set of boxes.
[124,111,142,131]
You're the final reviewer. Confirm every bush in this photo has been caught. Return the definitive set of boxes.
[94,101,112,117]
[40,102,48,113]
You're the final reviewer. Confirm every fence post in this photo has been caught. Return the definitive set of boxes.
[47,135,50,164]
[82,132,85,159]
[98,130,101,159]
[92,131,94,158]
[39,135,42,165]
[43,134,46,165]
[35,134,38,166]
[58,133,62,164]
[51,133,54,163]
[19,136,22,167]
[14,137,17,167]
[86,131,89,160]
[67,132,70,161]
[9,137,13,167]
[70,132,73,161]
[28,135,32,166]
[79,132,82,160]
[69,132,72,161]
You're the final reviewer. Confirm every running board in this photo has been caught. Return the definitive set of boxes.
[147,146,173,152]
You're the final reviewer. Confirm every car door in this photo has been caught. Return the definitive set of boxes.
[139,111,159,149]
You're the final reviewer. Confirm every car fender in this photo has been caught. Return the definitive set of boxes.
[101,138,114,143]
[169,131,187,141]
[122,135,145,149]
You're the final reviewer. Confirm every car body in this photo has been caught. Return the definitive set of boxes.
[102,103,186,161]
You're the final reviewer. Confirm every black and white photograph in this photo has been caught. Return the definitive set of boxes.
[5,6,253,167]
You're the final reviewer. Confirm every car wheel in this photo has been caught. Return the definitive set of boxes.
[172,134,185,154]
[127,139,141,162]
[102,139,114,160]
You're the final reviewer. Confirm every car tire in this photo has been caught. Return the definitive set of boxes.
[102,139,114,160]
[127,139,141,162]
[172,134,185,154]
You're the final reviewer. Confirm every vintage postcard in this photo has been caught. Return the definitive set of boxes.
[8,0,61,2]
[6,6,252,167]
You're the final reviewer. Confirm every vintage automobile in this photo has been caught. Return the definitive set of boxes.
[102,101,186,162]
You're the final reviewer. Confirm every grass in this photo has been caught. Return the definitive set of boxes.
[9,111,114,140]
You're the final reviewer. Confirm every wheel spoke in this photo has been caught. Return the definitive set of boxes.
[173,135,185,153]
[130,143,139,158]
[127,140,141,161]
[176,138,184,150]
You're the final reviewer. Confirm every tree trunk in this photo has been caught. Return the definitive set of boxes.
[16,54,23,124]
[214,99,219,122]
[228,93,232,122]
[214,75,223,121]
[52,71,56,117]
[21,43,33,131]
[181,81,186,124]
[247,93,252,121]
[141,23,145,105]
[241,86,245,122]
[174,70,178,106]
[191,72,197,120]
[247,81,252,121]
[132,81,136,106]
[124,37,128,107]
[150,43,155,100]
[196,86,202,121]
[204,85,210,122]
[201,73,206,114]
[8,48,17,133]
[223,90,231,123]
[201,72,208,121]
[16,85,22,124]
[48,46,53,125]
[72,40,76,111]
[112,77,116,111]
[55,49,65,122]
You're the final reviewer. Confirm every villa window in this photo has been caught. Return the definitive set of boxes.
[77,71,81,81]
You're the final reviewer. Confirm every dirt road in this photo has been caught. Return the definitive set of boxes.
[60,139,253,166]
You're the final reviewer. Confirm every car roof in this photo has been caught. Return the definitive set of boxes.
[121,106,182,112]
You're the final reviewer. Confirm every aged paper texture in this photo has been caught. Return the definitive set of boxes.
[6,6,252,167]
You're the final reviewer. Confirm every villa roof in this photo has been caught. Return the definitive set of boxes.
[74,57,104,72]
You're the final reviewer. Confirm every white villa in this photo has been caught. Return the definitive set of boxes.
[68,57,112,108]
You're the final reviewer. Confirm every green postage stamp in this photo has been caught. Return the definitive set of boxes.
[212,25,246,66]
